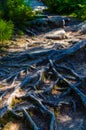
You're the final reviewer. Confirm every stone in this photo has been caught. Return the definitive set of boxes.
[48,16,66,27]
[28,16,70,32]
[71,21,86,33]
[45,28,68,40]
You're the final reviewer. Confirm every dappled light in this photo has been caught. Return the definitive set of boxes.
[0,0,86,130]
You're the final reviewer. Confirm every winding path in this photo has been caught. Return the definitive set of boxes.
[27,0,47,11]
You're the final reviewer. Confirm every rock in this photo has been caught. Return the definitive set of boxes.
[30,18,49,26]
[70,21,86,33]
[33,6,47,12]
[80,28,86,34]
[48,16,66,27]
[28,16,70,32]
[45,28,68,40]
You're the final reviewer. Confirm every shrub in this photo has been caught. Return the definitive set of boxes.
[44,0,86,19]
[0,1,4,18]
[3,0,35,27]
[76,4,86,20]
[0,19,14,46]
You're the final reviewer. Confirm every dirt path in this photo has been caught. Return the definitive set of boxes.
[0,1,86,130]
[0,27,86,130]
[28,0,47,12]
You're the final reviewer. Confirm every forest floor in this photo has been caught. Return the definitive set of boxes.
[0,1,86,130]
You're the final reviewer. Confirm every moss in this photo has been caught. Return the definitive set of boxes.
[18,30,24,36]
[29,111,34,117]
[19,88,22,92]
[0,112,15,127]
[0,111,24,129]
[54,84,59,89]
[10,97,23,108]
[41,72,45,82]
[0,84,4,88]
[2,122,12,130]
[54,108,59,117]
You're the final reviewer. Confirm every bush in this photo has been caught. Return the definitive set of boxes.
[0,1,4,18]
[76,4,86,20]
[0,0,36,49]
[0,19,14,46]
[0,0,35,27]
[44,0,86,19]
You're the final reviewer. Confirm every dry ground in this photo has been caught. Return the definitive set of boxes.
[0,22,86,130]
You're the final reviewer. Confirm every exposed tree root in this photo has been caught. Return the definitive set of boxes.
[0,40,86,130]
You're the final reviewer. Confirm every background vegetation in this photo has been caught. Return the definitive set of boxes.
[0,0,86,48]
[0,19,14,45]
[44,0,86,20]
[0,0,34,47]
[0,0,35,27]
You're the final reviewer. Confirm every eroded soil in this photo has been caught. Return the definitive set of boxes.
[0,1,86,130]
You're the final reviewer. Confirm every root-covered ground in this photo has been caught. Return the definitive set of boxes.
[0,15,86,130]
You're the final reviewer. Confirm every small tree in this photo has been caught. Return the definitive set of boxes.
[3,0,34,27]
[0,19,14,46]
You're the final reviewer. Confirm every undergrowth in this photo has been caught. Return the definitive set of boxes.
[0,0,35,48]
[44,0,86,20]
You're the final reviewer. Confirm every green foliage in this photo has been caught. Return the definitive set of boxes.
[18,30,24,35]
[0,111,18,129]
[76,4,86,20]
[0,0,36,49]
[44,0,86,19]
[2,0,35,27]
[0,19,14,45]
[0,1,4,18]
